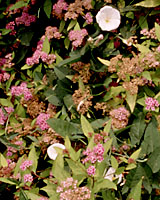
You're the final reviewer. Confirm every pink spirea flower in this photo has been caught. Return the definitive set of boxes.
[23,174,33,183]
[15,12,36,26]
[145,97,159,111]
[84,12,93,24]
[87,165,96,176]
[11,82,32,101]
[52,0,68,18]
[83,143,104,164]
[4,107,14,114]
[36,113,50,130]
[0,108,7,125]
[2,72,10,81]
[20,160,33,171]
[110,107,130,121]
[68,29,88,47]
[6,21,16,35]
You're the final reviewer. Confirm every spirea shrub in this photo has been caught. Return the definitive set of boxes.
[0,0,160,199]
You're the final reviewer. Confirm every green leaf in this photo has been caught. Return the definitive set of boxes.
[52,155,69,182]
[126,163,137,170]
[0,153,8,167]
[9,1,27,10]
[142,71,152,81]
[155,22,160,41]
[93,178,117,193]
[47,118,80,138]
[97,57,110,66]
[28,145,38,173]
[43,0,52,18]
[135,0,160,7]
[139,16,148,29]
[74,22,81,31]
[81,115,94,138]
[111,155,118,170]
[21,64,33,70]
[147,147,160,173]
[20,189,29,200]
[0,29,11,35]
[41,184,58,197]
[0,98,13,107]
[133,44,151,53]
[42,37,50,54]
[140,117,160,156]
[130,148,142,160]
[66,159,86,177]
[67,20,77,31]
[127,178,142,200]
[104,119,112,133]
[20,31,34,46]
[129,113,146,145]
[104,138,113,154]
[126,92,137,113]
[0,177,17,185]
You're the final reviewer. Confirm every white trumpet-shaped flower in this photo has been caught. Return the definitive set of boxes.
[96,6,121,31]
[104,167,122,184]
[47,143,65,160]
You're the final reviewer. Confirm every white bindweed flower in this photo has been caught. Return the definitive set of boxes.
[96,6,121,31]
[47,143,65,160]
[104,167,122,184]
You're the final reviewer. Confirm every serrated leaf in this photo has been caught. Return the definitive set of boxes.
[126,92,137,113]
[135,0,160,7]
[81,115,94,138]
[42,37,50,54]
[155,22,160,41]
[97,57,110,66]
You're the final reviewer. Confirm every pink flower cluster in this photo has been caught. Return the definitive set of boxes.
[36,113,50,130]
[0,159,16,178]
[11,82,33,101]
[26,39,56,66]
[0,107,14,125]
[15,12,36,26]
[23,173,33,183]
[0,71,10,82]
[20,160,33,171]
[52,0,68,19]
[87,165,96,176]
[56,177,91,200]
[45,26,62,40]
[68,29,88,48]
[110,107,130,121]
[145,97,159,111]
[84,12,93,24]
[6,21,16,35]
[6,141,23,157]
[82,143,104,164]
